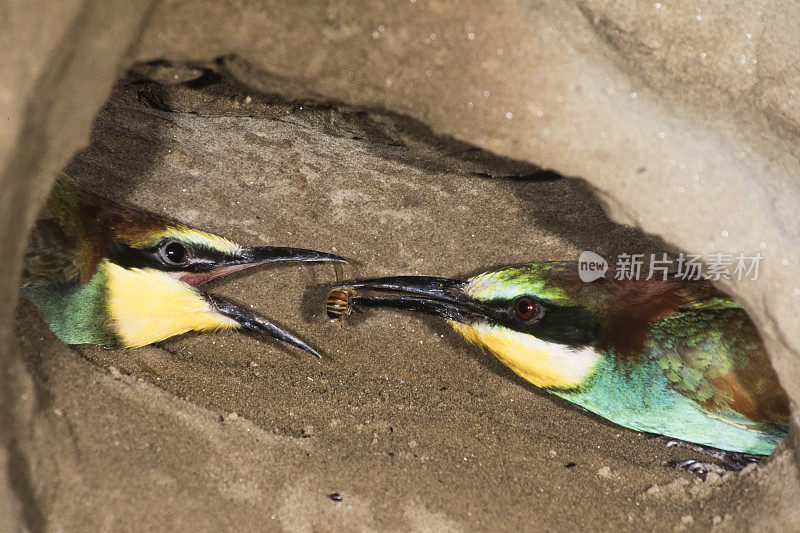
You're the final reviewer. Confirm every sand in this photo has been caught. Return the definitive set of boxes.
[11,79,769,530]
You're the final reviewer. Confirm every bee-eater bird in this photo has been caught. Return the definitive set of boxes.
[21,174,345,356]
[330,263,789,470]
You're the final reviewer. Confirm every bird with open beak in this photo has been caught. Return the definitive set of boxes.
[329,262,789,472]
[21,174,344,357]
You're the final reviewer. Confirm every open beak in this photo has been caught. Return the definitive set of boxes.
[181,246,347,286]
[210,297,323,358]
[201,247,346,358]
[329,275,483,323]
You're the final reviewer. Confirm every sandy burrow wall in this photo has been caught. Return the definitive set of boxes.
[2,1,798,530]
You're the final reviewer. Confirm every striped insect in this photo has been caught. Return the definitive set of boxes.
[326,288,354,320]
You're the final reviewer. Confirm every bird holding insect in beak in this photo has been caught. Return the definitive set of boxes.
[329,262,789,471]
[21,174,344,356]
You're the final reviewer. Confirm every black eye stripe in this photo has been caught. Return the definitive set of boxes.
[480,296,599,348]
[107,240,230,272]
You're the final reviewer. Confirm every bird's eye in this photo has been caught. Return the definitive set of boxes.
[514,297,541,321]
[160,241,188,265]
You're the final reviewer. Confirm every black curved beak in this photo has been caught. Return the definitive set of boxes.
[235,246,347,265]
[182,247,347,286]
[329,276,482,323]
[210,297,322,358]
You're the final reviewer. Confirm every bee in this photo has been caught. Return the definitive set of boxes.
[326,288,353,320]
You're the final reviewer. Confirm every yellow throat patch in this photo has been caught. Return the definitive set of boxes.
[104,261,238,347]
[448,321,599,389]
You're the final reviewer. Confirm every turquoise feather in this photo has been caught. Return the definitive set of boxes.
[20,264,116,346]
[555,353,786,455]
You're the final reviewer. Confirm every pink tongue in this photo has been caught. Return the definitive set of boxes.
[179,264,254,286]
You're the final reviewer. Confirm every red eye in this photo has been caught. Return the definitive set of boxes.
[514,297,540,320]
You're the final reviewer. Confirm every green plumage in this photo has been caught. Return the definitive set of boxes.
[555,302,786,455]
[21,265,116,346]
[526,267,788,455]
[20,176,117,345]
[515,265,789,455]
[652,305,747,403]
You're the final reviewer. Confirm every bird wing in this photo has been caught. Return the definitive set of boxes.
[648,299,789,427]
[22,196,81,287]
